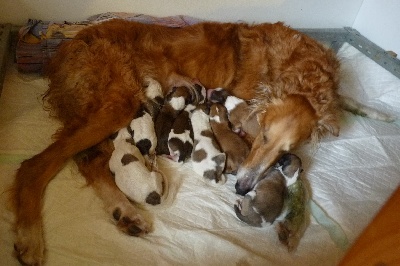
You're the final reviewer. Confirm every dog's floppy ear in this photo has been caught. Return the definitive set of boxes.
[319,116,339,137]
[256,111,271,136]
[256,111,265,125]
[326,123,340,137]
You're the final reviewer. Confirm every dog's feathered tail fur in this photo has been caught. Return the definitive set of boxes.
[339,95,396,122]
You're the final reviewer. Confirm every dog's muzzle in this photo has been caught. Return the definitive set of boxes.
[235,165,264,195]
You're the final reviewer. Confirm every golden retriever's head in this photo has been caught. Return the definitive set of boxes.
[235,94,338,195]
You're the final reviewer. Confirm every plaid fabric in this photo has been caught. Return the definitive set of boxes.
[16,12,203,73]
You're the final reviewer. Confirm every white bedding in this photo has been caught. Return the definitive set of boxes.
[1,43,399,265]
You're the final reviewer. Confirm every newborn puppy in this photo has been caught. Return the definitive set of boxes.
[129,106,157,169]
[167,103,195,162]
[143,77,164,120]
[155,86,193,155]
[234,153,302,226]
[109,127,164,206]
[207,87,230,103]
[192,82,207,105]
[167,83,207,162]
[208,87,259,141]
[191,104,226,184]
[209,103,250,174]
[127,78,162,168]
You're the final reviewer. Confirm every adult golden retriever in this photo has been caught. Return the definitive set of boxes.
[12,19,340,265]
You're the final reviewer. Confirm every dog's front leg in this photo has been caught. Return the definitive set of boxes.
[76,141,151,237]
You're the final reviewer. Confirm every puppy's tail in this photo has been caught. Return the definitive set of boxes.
[339,95,396,122]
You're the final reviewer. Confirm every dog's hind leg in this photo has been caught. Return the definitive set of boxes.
[76,141,151,237]
[12,98,139,265]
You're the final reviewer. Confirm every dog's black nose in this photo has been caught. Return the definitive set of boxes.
[235,182,249,196]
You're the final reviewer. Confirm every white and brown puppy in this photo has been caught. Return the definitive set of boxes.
[155,86,193,155]
[167,83,207,162]
[209,103,250,174]
[127,78,163,168]
[129,106,157,168]
[167,103,195,162]
[191,104,227,184]
[143,77,164,121]
[109,126,164,206]
[192,82,207,105]
[234,153,302,226]
[207,88,259,142]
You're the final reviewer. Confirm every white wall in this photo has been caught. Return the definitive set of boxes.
[1,0,363,28]
[353,0,400,55]
[1,0,399,55]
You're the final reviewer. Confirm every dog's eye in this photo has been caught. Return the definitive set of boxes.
[263,134,268,143]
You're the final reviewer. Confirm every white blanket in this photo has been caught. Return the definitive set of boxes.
[0,43,399,265]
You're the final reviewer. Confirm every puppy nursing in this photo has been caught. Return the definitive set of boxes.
[130,107,158,168]
[167,103,195,162]
[167,84,207,162]
[208,88,259,140]
[209,103,250,174]
[155,86,193,155]
[143,77,164,120]
[110,79,164,205]
[156,85,252,178]
[109,126,164,206]
[191,104,227,184]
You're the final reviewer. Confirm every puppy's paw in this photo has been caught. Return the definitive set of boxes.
[112,206,151,237]
[14,222,45,265]
[234,203,242,217]
[235,200,243,212]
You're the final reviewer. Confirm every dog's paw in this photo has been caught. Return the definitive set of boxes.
[112,206,150,237]
[14,222,45,265]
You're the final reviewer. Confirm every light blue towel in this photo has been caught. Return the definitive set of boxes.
[309,199,349,250]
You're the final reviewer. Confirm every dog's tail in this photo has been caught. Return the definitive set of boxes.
[339,95,396,122]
